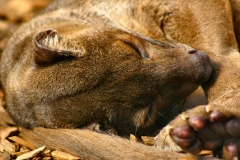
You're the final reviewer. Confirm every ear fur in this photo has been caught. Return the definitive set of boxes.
[33,29,74,65]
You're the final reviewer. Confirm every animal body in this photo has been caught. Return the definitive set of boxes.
[1,0,240,159]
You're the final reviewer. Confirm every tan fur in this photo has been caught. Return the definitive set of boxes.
[20,128,198,160]
[1,0,240,159]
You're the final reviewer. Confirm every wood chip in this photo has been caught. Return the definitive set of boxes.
[0,105,16,127]
[42,149,51,156]
[51,150,80,160]
[16,146,46,160]
[199,150,212,156]
[0,139,16,153]
[0,151,11,160]
[0,127,18,141]
[42,157,52,160]
[8,136,36,150]
[10,150,29,157]
[141,136,154,146]
[20,146,29,152]
[130,134,138,142]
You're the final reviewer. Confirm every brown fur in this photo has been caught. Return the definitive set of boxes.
[1,0,240,159]
[231,0,240,47]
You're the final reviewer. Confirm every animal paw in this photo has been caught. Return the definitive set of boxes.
[167,102,240,160]
[154,125,183,152]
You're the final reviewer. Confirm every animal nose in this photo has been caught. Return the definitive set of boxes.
[188,50,198,54]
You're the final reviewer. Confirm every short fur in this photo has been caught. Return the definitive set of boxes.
[1,0,240,159]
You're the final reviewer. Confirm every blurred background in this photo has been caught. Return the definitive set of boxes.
[0,0,52,53]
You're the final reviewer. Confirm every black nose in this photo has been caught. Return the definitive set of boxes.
[188,50,198,54]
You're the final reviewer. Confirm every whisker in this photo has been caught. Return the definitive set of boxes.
[179,98,187,112]
[153,108,168,120]
[125,128,131,136]
[165,96,186,116]
[147,112,155,124]
[135,125,138,136]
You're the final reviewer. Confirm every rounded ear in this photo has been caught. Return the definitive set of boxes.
[33,29,73,65]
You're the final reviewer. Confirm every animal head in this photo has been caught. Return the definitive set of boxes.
[1,23,212,135]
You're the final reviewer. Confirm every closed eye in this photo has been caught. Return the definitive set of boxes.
[121,39,149,59]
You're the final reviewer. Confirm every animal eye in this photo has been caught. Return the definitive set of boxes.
[122,39,149,59]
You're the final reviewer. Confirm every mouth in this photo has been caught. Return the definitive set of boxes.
[189,50,212,84]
